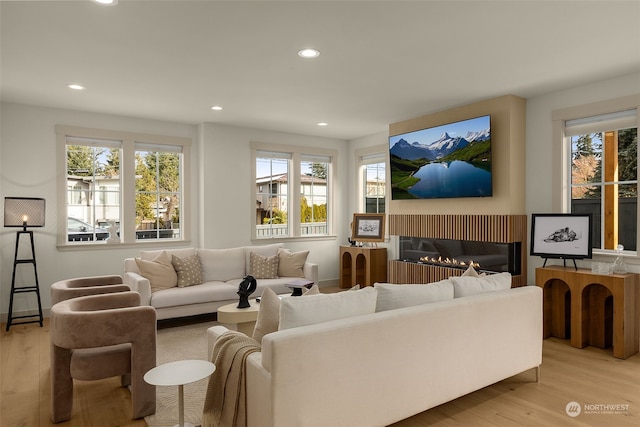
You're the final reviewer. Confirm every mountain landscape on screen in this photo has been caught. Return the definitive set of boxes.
[389,115,492,199]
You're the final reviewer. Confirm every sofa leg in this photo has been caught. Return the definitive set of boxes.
[535,365,541,383]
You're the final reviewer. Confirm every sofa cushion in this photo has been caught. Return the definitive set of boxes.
[135,251,177,292]
[140,247,196,261]
[250,252,279,279]
[279,287,377,330]
[450,272,512,297]
[374,280,454,312]
[172,254,203,287]
[198,247,246,282]
[150,281,237,309]
[244,244,284,275]
[252,284,321,343]
[277,249,309,278]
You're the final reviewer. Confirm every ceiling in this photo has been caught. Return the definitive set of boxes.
[1,0,639,140]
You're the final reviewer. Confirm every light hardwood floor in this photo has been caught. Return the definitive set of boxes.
[2,316,638,427]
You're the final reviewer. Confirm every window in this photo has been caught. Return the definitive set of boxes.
[57,125,190,246]
[253,143,336,239]
[361,154,386,214]
[554,99,638,255]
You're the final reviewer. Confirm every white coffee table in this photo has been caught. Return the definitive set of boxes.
[217,299,260,335]
[144,359,216,427]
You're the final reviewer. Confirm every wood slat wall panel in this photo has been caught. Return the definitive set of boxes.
[388,214,528,286]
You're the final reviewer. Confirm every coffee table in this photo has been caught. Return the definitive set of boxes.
[217,299,260,335]
[144,359,216,427]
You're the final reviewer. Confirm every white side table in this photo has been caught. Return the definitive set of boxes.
[144,359,216,427]
[217,299,260,335]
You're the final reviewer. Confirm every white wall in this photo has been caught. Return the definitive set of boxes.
[525,71,640,281]
[197,123,349,284]
[0,106,348,318]
[0,103,199,317]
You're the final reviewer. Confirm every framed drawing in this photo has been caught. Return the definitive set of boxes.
[351,213,385,242]
[530,213,592,259]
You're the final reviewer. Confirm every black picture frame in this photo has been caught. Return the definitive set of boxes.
[530,213,593,259]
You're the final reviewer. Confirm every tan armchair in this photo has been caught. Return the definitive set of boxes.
[50,291,157,423]
[51,275,129,306]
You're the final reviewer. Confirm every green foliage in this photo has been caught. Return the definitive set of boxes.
[263,208,287,224]
[441,140,491,164]
[300,196,326,222]
[310,163,327,179]
[67,145,103,176]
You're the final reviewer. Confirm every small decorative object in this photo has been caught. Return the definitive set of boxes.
[236,275,257,308]
[106,221,120,243]
[612,244,628,274]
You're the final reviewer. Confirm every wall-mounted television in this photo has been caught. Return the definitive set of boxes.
[389,115,492,200]
[530,213,593,260]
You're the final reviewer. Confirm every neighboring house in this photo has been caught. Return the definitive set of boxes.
[255,173,327,225]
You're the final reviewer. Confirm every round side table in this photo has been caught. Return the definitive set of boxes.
[144,359,215,427]
[217,299,260,335]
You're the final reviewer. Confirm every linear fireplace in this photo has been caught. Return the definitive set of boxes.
[389,214,528,287]
[399,236,521,275]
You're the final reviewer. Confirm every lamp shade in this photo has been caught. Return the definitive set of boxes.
[4,197,46,228]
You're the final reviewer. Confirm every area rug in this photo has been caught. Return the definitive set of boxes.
[145,321,218,427]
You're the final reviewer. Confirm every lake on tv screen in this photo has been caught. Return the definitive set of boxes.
[408,160,492,198]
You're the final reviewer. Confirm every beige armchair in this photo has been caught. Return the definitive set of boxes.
[50,291,157,423]
[51,275,129,306]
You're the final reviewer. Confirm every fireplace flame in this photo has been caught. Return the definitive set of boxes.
[419,255,480,270]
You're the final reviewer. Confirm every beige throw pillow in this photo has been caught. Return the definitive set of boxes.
[251,284,320,343]
[277,248,309,277]
[250,252,279,279]
[172,254,203,287]
[135,251,178,293]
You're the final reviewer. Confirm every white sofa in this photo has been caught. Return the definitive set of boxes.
[208,283,542,427]
[123,243,318,320]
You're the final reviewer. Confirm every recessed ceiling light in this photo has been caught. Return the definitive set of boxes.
[211,106,223,111]
[92,0,118,5]
[317,122,328,126]
[67,84,85,90]
[298,48,320,59]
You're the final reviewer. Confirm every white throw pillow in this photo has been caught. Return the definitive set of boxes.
[279,287,377,330]
[197,247,246,282]
[374,280,454,312]
[450,272,512,298]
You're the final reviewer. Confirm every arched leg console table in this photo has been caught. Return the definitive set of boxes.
[536,266,639,359]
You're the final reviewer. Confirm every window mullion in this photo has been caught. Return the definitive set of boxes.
[121,140,136,243]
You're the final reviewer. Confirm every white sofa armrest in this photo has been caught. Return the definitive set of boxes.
[207,325,232,361]
[303,262,318,285]
[123,271,152,306]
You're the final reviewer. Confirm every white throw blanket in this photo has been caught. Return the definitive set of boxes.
[202,331,261,427]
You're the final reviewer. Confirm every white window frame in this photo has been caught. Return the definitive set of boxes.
[552,95,639,257]
[356,146,387,215]
[56,125,191,249]
[251,141,337,241]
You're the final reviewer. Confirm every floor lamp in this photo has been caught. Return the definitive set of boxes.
[4,197,46,331]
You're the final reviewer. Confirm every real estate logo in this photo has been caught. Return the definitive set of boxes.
[565,401,581,417]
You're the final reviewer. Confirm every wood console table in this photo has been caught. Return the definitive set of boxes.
[340,246,387,288]
[535,266,639,359]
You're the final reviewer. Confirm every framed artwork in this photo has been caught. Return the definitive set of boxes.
[530,213,592,259]
[352,213,386,242]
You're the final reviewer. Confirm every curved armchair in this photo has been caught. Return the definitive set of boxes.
[50,291,156,423]
[51,275,129,305]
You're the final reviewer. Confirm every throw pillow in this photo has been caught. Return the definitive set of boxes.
[135,251,178,293]
[279,287,377,330]
[172,254,203,287]
[461,265,480,277]
[251,285,320,343]
[198,247,245,282]
[450,272,512,298]
[374,280,454,312]
[277,249,309,278]
[249,252,279,279]
[244,244,283,275]
[252,287,281,343]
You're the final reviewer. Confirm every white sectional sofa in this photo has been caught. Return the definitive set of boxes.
[208,278,542,427]
[123,243,318,320]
